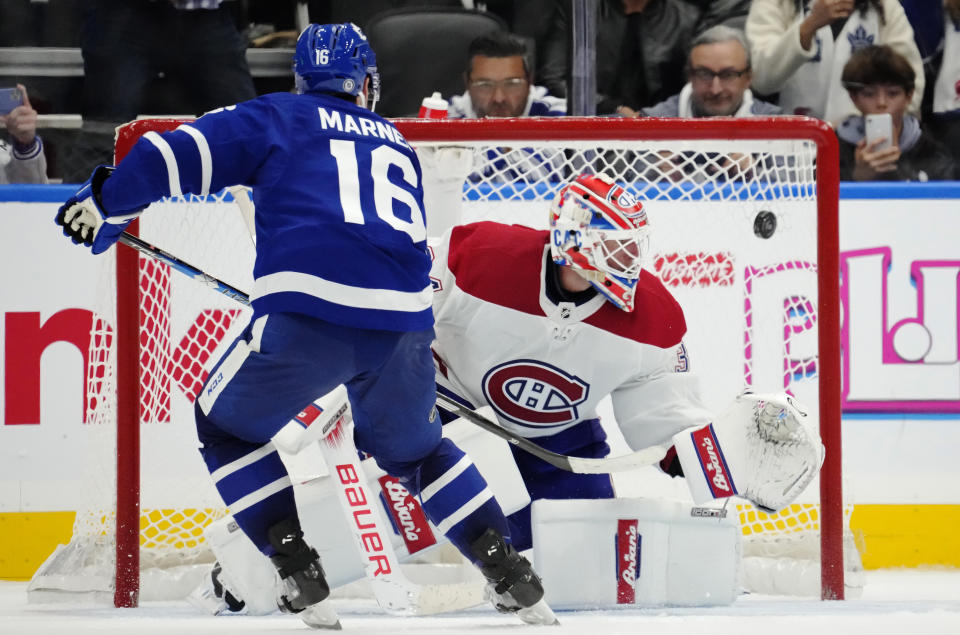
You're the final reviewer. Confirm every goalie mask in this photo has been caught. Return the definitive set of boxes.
[294,23,381,111]
[549,173,650,312]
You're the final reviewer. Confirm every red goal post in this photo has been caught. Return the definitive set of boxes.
[41,115,844,607]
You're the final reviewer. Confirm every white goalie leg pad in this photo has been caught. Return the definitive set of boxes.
[198,410,530,611]
[201,515,282,616]
[531,498,740,608]
[297,411,530,587]
[672,392,823,512]
[193,467,371,615]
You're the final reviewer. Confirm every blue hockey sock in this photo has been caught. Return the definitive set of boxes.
[396,438,510,565]
[200,441,298,556]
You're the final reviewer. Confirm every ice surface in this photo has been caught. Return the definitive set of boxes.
[2,569,958,635]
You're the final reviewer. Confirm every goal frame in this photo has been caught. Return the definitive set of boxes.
[111,116,842,606]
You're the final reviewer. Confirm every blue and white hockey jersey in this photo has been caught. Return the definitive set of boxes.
[101,92,434,332]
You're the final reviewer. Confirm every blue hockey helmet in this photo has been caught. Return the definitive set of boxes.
[293,23,381,111]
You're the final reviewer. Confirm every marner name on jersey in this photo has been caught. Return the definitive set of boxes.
[317,107,410,149]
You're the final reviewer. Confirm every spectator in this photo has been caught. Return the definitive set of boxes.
[80,0,257,123]
[836,45,956,181]
[0,84,48,184]
[419,29,565,213]
[447,30,566,118]
[540,0,701,115]
[642,25,782,117]
[745,0,924,126]
[630,27,779,183]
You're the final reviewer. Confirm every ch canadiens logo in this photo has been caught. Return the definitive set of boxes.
[481,360,589,428]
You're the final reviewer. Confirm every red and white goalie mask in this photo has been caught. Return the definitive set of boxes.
[549,173,650,311]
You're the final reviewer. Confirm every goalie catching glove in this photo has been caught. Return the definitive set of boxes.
[55,165,141,254]
[673,392,824,513]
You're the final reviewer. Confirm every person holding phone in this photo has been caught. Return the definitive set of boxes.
[836,45,956,181]
[746,0,925,125]
[0,83,48,184]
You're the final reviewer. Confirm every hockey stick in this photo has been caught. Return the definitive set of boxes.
[434,392,668,474]
[117,231,669,474]
[118,232,251,306]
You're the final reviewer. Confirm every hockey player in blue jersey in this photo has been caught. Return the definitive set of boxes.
[55,22,554,627]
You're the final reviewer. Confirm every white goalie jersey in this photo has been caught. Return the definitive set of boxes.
[428,221,713,449]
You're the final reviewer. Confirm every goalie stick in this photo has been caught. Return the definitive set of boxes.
[434,392,668,474]
[117,230,669,475]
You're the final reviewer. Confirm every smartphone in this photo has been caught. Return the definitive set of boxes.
[0,87,23,115]
[864,113,893,150]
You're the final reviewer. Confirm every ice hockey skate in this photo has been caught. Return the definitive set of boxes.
[268,518,341,629]
[470,528,558,625]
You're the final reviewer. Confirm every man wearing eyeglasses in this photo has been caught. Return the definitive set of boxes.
[418,30,566,198]
[632,26,779,183]
[640,25,780,118]
[448,30,566,119]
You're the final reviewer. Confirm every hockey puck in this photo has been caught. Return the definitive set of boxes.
[754,211,777,239]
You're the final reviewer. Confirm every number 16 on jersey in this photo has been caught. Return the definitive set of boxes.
[328,139,427,243]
